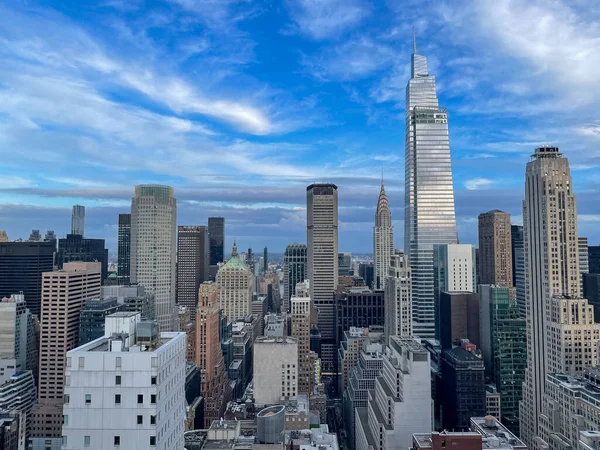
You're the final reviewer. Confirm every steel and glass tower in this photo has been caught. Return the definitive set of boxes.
[404,35,458,339]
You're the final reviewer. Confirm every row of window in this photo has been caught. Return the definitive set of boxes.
[63,435,156,447]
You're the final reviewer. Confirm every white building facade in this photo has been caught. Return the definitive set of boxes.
[61,314,187,450]
[253,336,298,406]
[384,252,412,339]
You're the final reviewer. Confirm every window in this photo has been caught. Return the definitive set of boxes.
[78,357,85,368]
[137,394,143,404]
[115,394,121,404]
[137,415,143,425]
[84,436,91,447]
[115,375,121,385]
[151,376,157,385]
[64,394,70,404]
[150,436,156,446]
[115,357,122,368]
[63,415,69,425]
[114,436,120,446]
[62,436,67,446]
[150,394,156,404]
[150,415,156,425]
[85,394,91,405]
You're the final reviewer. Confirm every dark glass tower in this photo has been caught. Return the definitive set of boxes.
[56,234,109,281]
[117,213,131,281]
[176,225,209,321]
[0,241,55,317]
[283,243,307,312]
[208,217,225,266]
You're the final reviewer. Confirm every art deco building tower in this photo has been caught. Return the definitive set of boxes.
[519,146,583,446]
[216,241,254,321]
[404,35,458,339]
[131,185,177,332]
[373,178,394,290]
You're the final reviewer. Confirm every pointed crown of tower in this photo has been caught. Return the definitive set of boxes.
[376,176,392,227]
[232,240,238,257]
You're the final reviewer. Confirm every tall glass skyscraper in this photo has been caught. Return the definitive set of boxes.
[404,36,458,339]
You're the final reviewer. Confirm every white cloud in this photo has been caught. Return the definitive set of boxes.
[464,178,494,190]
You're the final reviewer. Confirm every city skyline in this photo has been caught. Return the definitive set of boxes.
[0,1,599,253]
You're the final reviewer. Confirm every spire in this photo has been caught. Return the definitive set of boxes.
[232,240,238,257]
[413,25,417,54]
[375,177,392,227]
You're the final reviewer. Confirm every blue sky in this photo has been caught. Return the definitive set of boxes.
[0,0,599,253]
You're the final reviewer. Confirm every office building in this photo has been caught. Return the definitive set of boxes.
[283,244,307,313]
[61,315,187,450]
[307,183,339,366]
[290,281,314,396]
[356,337,432,450]
[338,327,383,396]
[208,217,225,267]
[56,234,109,282]
[478,285,526,435]
[335,290,384,357]
[130,184,177,332]
[519,147,582,447]
[0,241,55,317]
[178,306,196,362]
[101,284,155,320]
[344,340,384,450]
[78,297,124,345]
[433,244,476,341]
[589,245,600,274]
[384,252,412,339]
[176,225,209,321]
[583,273,600,318]
[216,242,253,322]
[196,282,231,427]
[579,237,589,294]
[440,342,486,431]
[478,210,513,287]
[263,247,268,272]
[338,252,353,277]
[71,204,85,236]
[374,178,394,290]
[0,294,37,385]
[438,292,480,349]
[30,262,101,447]
[117,213,131,281]
[358,263,374,291]
[253,336,298,406]
[510,225,525,316]
[404,36,458,340]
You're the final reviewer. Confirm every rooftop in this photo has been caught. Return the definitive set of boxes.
[471,417,526,449]
[255,336,297,345]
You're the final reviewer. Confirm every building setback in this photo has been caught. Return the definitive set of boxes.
[384,252,412,339]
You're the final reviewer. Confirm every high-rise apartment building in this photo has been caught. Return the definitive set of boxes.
[284,244,307,313]
[176,225,209,321]
[253,336,298,405]
[404,37,458,340]
[130,185,177,332]
[216,242,253,322]
[440,342,486,431]
[0,241,55,317]
[0,294,37,385]
[356,337,432,450]
[291,281,313,396]
[510,225,525,316]
[519,146,582,447]
[71,205,85,236]
[56,234,109,282]
[433,244,476,340]
[374,178,394,290]
[384,252,412,339]
[208,217,225,266]
[478,210,513,287]
[117,213,131,281]
[196,282,231,427]
[478,285,526,435]
[30,262,101,446]
[307,183,339,367]
[61,315,187,450]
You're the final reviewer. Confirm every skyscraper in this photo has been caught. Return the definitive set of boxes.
[208,217,225,266]
[176,225,209,321]
[478,210,513,287]
[384,252,412,339]
[519,147,582,446]
[130,185,177,332]
[263,247,268,272]
[30,262,101,446]
[510,225,525,316]
[56,234,109,281]
[404,35,458,340]
[117,213,131,281]
[589,245,600,274]
[216,242,253,321]
[579,237,589,293]
[374,178,394,290]
[0,241,55,317]
[71,204,85,236]
[307,183,339,368]
[290,281,313,396]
